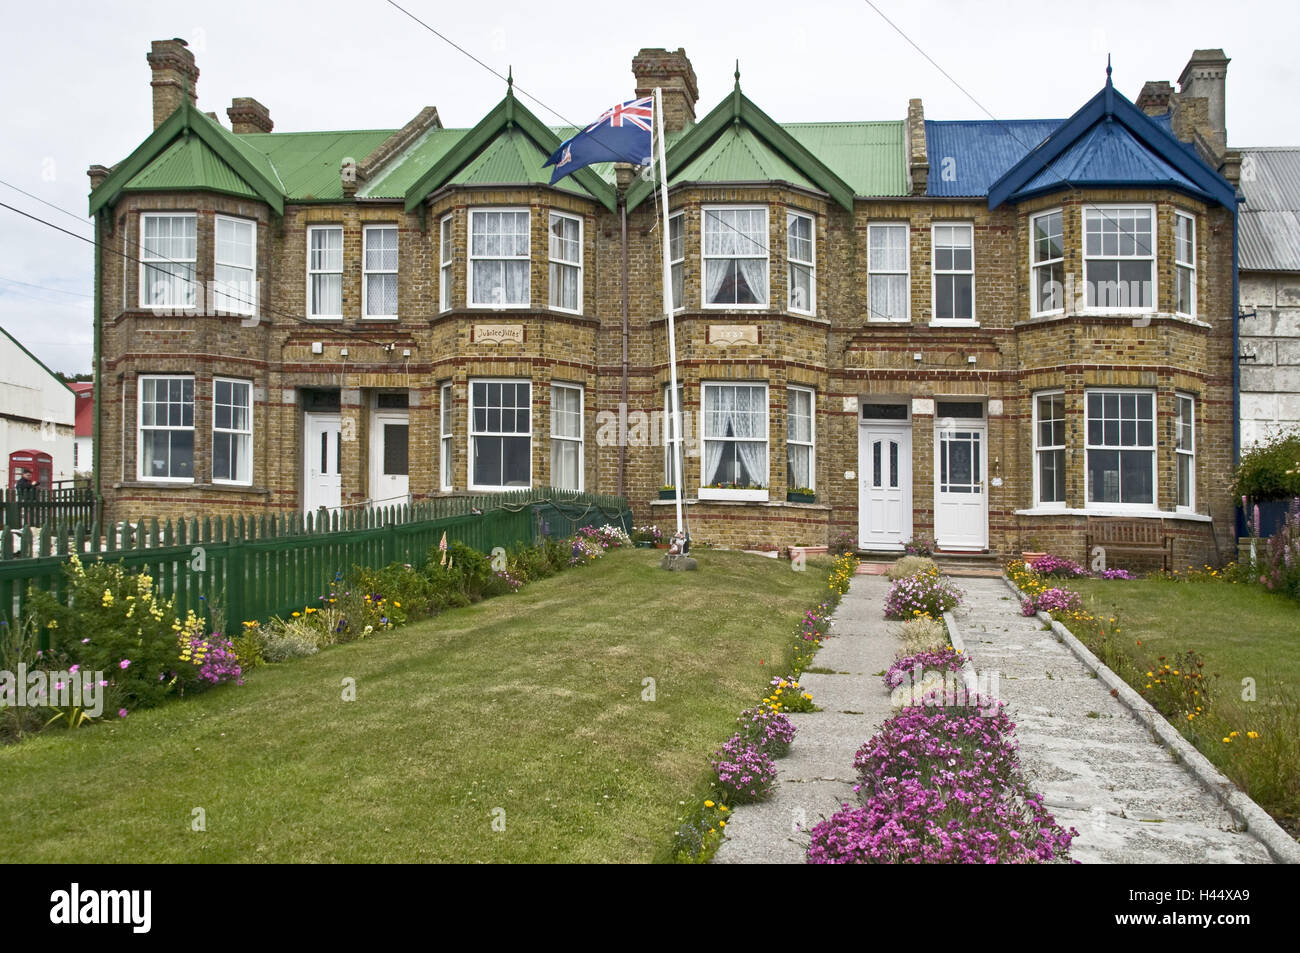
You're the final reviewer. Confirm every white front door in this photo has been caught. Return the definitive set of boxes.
[934,422,987,550]
[370,411,410,507]
[859,426,912,550]
[304,412,342,515]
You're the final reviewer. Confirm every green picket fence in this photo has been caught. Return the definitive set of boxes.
[0,489,630,640]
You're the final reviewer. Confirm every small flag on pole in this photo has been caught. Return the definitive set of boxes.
[544,96,654,184]
[439,531,448,566]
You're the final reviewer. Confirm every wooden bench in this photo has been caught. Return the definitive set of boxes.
[1084,517,1172,572]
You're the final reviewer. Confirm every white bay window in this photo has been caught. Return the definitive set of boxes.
[703,207,767,307]
[701,382,768,493]
[470,380,531,489]
[470,210,530,307]
[140,213,196,309]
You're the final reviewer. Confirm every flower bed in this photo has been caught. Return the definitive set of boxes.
[883,569,963,620]
[808,702,1076,864]
[669,551,858,863]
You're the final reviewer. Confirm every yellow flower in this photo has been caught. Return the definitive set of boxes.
[719,820,726,827]
[1247,731,1259,739]
[1222,737,1231,743]
[292,612,301,618]
[704,800,714,808]
[719,805,728,812]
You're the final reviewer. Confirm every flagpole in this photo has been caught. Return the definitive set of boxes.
[656,87,686,546]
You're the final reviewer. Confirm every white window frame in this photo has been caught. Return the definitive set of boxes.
[1174,211,1196,318]
[1084,388,1157,510]
[440,382,454,491]
[663,383,686,488]
[468,208,530,309]
[548,211,582,314]
[550,382,584,491]
[930,222,975,325]
[1032,389,1067,508]
[701,205,769,309]
[867,221,910,322]
[213,214,256,316]
[786,386,815,492]
[786,211,815,315]
[1176,392,1195,512]
[1030,209,1064,317]
[139,212,197,310]
[699,381,769,500]
[307,224,344,320]
[212,377,253,486]
[137,374,195,483]
[1082,204,1156,315]
[362,224,399,320]
[439,214,453,313]
[669,212,685,312]
[468,378,532,490]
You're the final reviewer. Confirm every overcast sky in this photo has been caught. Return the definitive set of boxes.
[2,0,1297,375]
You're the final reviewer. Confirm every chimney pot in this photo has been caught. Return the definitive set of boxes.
[632,47,698,133]
[146,38,199,129]
[228,96,274,134]
[1177,49,1229,150]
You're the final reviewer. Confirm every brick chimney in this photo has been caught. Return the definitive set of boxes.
[146,38,199,129]
[1135,80,1174,117]
[906,99,929,196]
[228,97,274,134]
[633,48,698,132]
[1177,49,1230,150]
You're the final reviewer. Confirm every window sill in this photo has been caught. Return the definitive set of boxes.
[1014,506,1212,523]
[698,488,769,502]
[362,315,399,322]
[114,480,272,495]
[928,320,979,328]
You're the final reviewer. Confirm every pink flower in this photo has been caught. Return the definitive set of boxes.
[118,708,128,718]
[81,638,90,644]
[68,664,79,674]
[119,659,131,669]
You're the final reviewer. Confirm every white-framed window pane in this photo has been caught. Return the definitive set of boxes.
[932,224,973,321]
[471,380,531,488]
[1176,394,1195,508]
[702,383,768,486]
[363,227,398,317]
[440,216,453,313]
[1034,392,1066,504]
[440,382,454,490]
[786,387,814,490]
[669,213,685,311]
[703,208,768,306]
[213,378,252,484]
[1084,208,1154,310]
[664,384,685,487]
[309,227,343,316]
[550,384,583,490]
[1085,390,1155,505]
[141,214,197,308]
[139,376,195,480]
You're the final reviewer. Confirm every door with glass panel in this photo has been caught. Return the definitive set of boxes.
[370,395,410,508]
[303,413,341,515]
[858,425,911,550]
[934,419,987,550]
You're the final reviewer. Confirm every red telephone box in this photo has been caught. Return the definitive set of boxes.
[9,450,53,490]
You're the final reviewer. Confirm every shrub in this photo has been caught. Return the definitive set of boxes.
[1253,499,1300,600]
[882,570,963,620]
[883,647,967,690]
[735,706,796,757]
[885,555,937,581]
[1026,586,1084,617]
[898,617,948,655]
[830,531,857,556]
[1028,554,1088,577]
[854,703,1019,797]
[260,624,321,662]
[176,634,244,689]
[350,563,438,621]
[710,735,778,803]
[24,555,204,711]
[766,675,815,713]
[422,540,493,602]
[903,536,936,557]
[1232,428,1300,501]
[1139,649,1216,722]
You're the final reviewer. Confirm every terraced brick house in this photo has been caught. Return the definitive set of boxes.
[87,39,1243,565]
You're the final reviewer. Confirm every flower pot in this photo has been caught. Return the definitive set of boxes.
[786,492,816,504]
[1021,551,1047,566]
[654,542,670,549]
[658,489,678,500]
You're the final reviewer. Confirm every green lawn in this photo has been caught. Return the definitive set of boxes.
[1068,575,1300,833]
[0,548,826,863]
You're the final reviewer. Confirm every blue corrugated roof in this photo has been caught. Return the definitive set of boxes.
[1014,120,1199,198]
[925,120,1061,197]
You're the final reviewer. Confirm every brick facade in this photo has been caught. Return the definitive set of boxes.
[90,43,1241,569]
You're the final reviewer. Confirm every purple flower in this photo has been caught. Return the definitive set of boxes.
[119,659,131,669]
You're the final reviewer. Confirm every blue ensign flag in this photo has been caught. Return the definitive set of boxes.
[544,96,654,184]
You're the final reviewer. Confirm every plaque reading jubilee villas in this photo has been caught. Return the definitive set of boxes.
[473,324,525,344]
[708,325,760,346]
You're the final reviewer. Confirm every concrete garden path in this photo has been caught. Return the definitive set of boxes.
[714,572,1276,864]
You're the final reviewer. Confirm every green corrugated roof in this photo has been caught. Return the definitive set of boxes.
[235,129,394,200]
[782,122,908,197]
[122,134,260,198]
[446,128,591,196]
[360,127,470,198]
[675,125,818,190]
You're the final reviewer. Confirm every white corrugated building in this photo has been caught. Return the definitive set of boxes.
[0,325,76,486]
